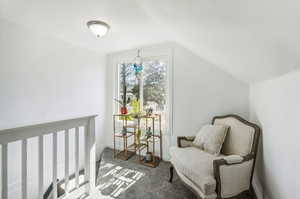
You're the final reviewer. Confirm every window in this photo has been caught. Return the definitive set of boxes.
[116,54,171,133]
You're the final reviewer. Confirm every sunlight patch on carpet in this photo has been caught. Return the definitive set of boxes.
[97,162,145,198]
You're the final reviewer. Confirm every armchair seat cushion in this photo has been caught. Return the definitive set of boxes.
[170,146,223,195]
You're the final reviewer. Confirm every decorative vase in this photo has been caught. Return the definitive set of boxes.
[146,107,153,116]
[131,99,141,114]
[122,127,127,136]
[145,152,153,162]
[120,106,128,115]
[146,127,152,139]
[136,129,141,145]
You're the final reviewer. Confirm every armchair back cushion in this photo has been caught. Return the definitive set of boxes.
[213,116,255,156]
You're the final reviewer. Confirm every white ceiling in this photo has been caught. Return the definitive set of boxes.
[1,0,300,83]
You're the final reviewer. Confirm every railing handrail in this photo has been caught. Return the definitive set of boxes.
[0,115,97,144]
[1,114,97,199]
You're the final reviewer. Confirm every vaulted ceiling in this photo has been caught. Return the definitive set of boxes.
[1,0,300,83]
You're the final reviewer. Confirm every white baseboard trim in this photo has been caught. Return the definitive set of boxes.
[252,176,263,199]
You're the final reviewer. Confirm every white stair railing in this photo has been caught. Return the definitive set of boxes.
[0,115,97,199]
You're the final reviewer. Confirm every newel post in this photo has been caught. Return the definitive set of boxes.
[85,116,96,195]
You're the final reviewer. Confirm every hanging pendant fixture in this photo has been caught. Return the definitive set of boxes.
[134,49,142,66]
[133,49,143,74]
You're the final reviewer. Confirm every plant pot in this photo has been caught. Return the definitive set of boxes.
[145,152,153,162]
[120,107,128,115]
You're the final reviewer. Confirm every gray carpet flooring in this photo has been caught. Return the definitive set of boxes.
[96,148,253,199]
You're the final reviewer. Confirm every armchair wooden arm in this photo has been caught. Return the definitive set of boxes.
[177,136,195,148]
[213,153,255,198]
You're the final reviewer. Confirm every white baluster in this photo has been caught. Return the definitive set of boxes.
[64,129,69,194]
[75,127,79,188]
[86,117,96,194]
[38,135,44,199]
[53,133,58,199]
[89,117,96,194]
[22,140,27,199]
[1,144,8,199]
[84,125,90,194]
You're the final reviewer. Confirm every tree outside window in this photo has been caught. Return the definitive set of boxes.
[118,57,168,130]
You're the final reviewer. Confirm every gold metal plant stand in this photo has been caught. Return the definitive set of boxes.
[113,113,162,167]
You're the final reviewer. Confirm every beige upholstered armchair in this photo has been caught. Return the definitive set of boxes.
[169,115,261,199]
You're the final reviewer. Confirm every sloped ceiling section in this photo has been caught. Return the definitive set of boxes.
[1,0,300,83]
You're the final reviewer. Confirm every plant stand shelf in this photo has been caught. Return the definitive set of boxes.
[113,114,137,161]
[113,113,163,168]
[138,154,161,168]
[114,150,136,161]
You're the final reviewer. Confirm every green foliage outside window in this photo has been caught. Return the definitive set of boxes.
[129,60,166,110]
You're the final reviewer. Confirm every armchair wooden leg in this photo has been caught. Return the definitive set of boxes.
[169,166,174,183]
[249,185,257,199]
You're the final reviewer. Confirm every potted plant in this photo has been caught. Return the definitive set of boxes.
[114,93,130,114]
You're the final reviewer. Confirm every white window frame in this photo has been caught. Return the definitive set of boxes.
[110,44,174,135]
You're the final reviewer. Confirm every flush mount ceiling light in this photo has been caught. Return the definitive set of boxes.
[87,20,110,38]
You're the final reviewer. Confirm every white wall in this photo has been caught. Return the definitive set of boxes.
[250,70,300,199]
[104,42,249,160]
[172,44,249,137]
[0,19,106,199]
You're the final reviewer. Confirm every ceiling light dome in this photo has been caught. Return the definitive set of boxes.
[87,20,110,37]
